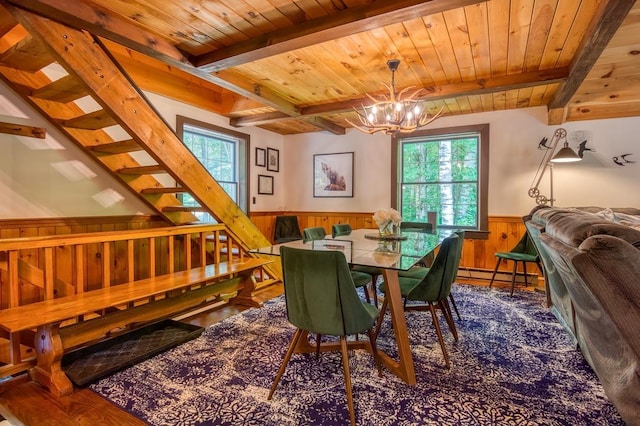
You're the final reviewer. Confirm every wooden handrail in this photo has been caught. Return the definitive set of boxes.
[0,223,226,250]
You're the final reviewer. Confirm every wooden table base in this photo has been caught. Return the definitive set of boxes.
[293,268,416,386]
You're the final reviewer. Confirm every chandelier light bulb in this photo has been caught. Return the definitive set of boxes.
[395,102,402,112]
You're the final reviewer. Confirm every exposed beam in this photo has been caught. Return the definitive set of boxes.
[232,68,570,127]
[305,117,346,135]
[194,0,486,72]
[547,108,567,126]
[549,0,635,109]
[0,121,45,138]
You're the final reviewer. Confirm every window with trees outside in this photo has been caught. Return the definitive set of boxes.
[392,124,489,232]
[176,116,249,222]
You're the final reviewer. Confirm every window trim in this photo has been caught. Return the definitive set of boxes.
[391,124,489,233]
[176,116,250,215]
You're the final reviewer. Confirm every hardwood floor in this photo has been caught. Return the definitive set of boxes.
[0,278,528,425]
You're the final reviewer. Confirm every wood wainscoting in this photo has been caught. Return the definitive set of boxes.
[250,211,543,288]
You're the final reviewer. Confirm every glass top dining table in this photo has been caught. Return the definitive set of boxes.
[251,227,452,386]
[252,228,451,271]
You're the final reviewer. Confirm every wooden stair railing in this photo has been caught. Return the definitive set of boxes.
[0,6,279,280]
[0,223,276,380]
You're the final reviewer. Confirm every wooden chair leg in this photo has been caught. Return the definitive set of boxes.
[374,297,389,338]
[449,293,461,320]
[315,334,321,359]
[363,284,371,304]
[489,258,502,288]
[269,328,303,399]
[440,300,458,342]
[510,261,518,296]
[429,303,450,369]
[523,261,529,287]
[371,275,379,308]
[340,336,356,426]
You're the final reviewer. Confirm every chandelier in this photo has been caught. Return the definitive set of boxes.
[347,59,441,135]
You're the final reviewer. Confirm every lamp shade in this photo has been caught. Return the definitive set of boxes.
[551,142,581,163]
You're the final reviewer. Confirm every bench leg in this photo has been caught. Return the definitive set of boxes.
[30,323,73,397]
[230,270,261,307]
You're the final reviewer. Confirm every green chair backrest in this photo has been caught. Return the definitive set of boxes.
[332,223,352,238]
[280,246,376,336]
[303,226,327,243]
[453,229,465,274]
[511,231,539,257]
[274,215,303,243]
[406,233,460,303]
[400,221,433,233]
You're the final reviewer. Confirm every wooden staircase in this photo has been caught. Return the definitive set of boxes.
[0,6,276,275]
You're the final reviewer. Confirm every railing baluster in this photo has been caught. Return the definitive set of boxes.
[44,247,54,300]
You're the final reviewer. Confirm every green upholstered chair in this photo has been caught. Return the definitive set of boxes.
[397,230,465,320]
[489,231,542,296]
[269,247,381,426]
[331,223,352,238]
[375,233,461,368]
[304,226,374,304]
[400,221,433,232]
[302,226,326,243]
[273,215,303,243]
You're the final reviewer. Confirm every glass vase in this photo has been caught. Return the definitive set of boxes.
[378,221,394,237]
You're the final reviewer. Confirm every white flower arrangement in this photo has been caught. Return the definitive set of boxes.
[373,208,402,227]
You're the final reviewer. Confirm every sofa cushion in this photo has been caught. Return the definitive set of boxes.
[544,213,640,249]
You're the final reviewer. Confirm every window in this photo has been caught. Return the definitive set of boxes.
[392,124,489,231]
[176,116,249,222]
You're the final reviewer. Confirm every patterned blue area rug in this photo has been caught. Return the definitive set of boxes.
[91,284,624,425]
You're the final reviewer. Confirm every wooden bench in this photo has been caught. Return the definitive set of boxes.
[0,257,272,397]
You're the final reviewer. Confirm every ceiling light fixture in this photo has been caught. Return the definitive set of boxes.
[347,59,442,135]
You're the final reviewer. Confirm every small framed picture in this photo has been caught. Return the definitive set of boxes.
[267,148,279,172]
[255,147,266,167]
[258,174,274,195]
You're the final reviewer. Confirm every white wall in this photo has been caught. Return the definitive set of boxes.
[283,106,640,216]
[0,82,152,218]
[0,81,285,218]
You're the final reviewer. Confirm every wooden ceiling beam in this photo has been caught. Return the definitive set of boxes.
[548,0,635,109]
[194,0,486,72]
[232,67,570,127]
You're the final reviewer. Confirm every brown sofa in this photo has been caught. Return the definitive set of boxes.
[525,206,640,425]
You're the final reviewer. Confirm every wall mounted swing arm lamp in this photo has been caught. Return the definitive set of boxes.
[528,128,582,206]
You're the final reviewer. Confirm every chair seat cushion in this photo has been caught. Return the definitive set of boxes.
[378,277,422,297]
[352,265,382,275]
[351,271,372,287]
[398,267,429,279]
[495,252,538,262]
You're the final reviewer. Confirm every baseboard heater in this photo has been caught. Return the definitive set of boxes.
[62,319,204,387]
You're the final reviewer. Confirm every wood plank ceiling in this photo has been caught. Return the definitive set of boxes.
[4,0,640,135]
